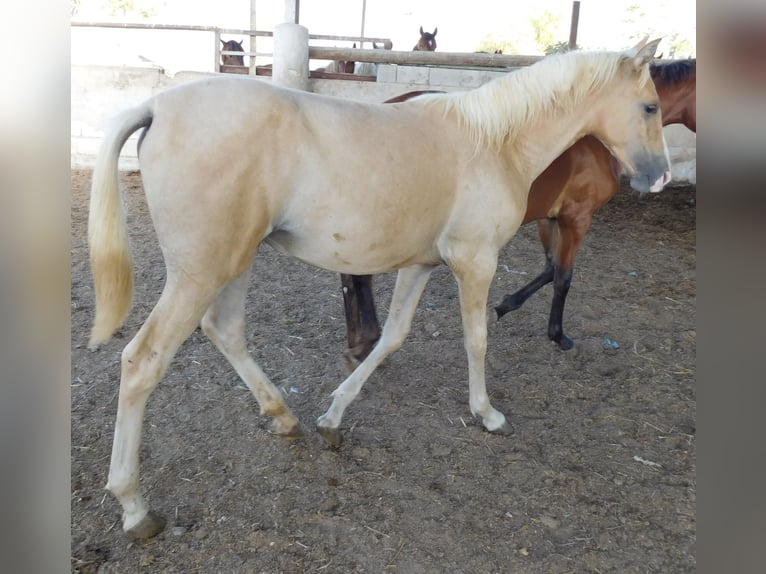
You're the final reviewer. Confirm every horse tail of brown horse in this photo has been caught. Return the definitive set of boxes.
[88,102,153,350]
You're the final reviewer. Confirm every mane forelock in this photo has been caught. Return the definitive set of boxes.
[650,58,696,84]
[423,49,650,151]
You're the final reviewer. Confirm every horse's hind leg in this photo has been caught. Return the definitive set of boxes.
[106,280,218,539]
[201,270,301,436]
[317,264,435,447]
[495,219,556,318]
[340,274,380,371]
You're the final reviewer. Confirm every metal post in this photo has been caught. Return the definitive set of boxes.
[285,0,300,24]
[249,0,257,74]
[568,1,580,51]
[360,0,367,49]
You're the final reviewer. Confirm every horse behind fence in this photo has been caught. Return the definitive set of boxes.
[413,26,437,51]
[220,39,247,74]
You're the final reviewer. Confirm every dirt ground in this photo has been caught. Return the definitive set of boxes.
[71,168,695,573]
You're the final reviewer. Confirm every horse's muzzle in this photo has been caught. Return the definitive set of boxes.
[629,135,672,193]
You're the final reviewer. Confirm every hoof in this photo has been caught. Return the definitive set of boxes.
[270,419,304,439]
[317,424,343,449]
[495,296,522,319]
[553,334,574,351]
[488,419,514,436]
[126,511,166,540]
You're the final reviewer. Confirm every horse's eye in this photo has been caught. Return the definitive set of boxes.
[644,104,658,115]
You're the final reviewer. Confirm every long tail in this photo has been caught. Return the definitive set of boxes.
[88,101,153,350]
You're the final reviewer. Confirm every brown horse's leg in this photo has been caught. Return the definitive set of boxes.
[495,218,556,318]
[340,274,381,370]
[547,213,590,350]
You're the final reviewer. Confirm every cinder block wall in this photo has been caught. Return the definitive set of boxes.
[72,64,695,183]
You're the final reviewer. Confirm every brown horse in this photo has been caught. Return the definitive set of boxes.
[220,39,245,67]
[341,58,694,366]
[413,26,437,51]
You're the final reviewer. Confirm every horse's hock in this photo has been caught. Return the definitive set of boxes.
[71,40,695,182]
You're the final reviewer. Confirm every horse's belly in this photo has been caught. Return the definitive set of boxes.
[265,229,440,275]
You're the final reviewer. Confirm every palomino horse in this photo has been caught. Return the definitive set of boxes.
[413,26,437,51]
[220,39,245,66]
[88,38,668,539]
[341,59,694,362]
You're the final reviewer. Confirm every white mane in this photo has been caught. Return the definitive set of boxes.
[423,49,651,151]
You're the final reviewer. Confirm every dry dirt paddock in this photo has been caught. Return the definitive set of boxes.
[71,168,695,573]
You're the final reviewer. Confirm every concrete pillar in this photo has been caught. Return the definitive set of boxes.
[272,22,309,91]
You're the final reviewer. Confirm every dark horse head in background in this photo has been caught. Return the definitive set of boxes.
[221,39,245,66]
[413,26,437,51]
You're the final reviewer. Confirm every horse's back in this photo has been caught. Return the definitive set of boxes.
[136,76,475,275]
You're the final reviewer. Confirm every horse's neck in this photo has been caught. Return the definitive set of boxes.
[502,98,597,185]
[657,81,696,132]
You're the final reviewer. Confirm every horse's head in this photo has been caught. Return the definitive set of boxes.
[590,38,671,193]
[221,39,245,66]
[413,26,437,51]
[651,59,696,132]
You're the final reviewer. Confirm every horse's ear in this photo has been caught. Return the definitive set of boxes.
[353,42,357,48]
[420,26,424,35]
[221,39,226,46]
[627,36,648,54]
[632,37,662,68]
[432,28,437,37]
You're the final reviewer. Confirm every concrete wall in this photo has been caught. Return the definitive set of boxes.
[71,64,695,183]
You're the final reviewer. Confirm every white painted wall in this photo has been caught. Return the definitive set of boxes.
[71,64,695,183]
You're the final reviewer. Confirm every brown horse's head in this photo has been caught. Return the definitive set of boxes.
[413,26,437,51]
[221,39,245,66]
[650,59,696,132]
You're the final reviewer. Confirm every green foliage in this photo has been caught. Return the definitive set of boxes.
[475,34,518,55]
[530,10,562,54]
[71,0,161,19]
[104,0,159,19]
[667,33,694,58]
[545,41,573,55]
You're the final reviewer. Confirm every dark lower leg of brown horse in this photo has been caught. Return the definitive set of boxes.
[495,218,556,317]
[548,265,574,350]
[340,274,380,363]
[496,217,582,350]
[494,256,554,317]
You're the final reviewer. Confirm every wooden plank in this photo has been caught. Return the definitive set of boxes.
[308,47,544,68]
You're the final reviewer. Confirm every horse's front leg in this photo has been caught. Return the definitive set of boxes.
[453,256,513,435]
[318,265,435,447]
[495,218,556,318]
